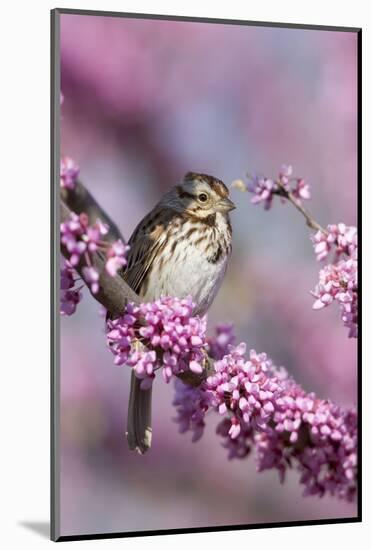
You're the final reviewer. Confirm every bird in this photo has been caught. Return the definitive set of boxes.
[121,171,235,454]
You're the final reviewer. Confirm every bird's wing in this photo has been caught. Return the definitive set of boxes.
[122,207,173,297]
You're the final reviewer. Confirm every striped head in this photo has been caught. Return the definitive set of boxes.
[161,172,235,220]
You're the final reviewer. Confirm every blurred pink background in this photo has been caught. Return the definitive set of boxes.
[59,13,357,537]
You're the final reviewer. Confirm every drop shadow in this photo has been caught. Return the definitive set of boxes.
[19,521,50,539]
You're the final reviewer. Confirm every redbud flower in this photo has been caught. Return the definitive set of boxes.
[173,379,212,442]
[173,344,357,501]
[311,224,358,337]
[279,164,293,178]
[246,174,276,210]
[82,266,100,294]
[60,212,87,266]
[205,345,282,431]
[255,380,357,501]
[207,323,235,360]
[106,296,207,389]
[311,223,357,262]
[311,258,357,338]
[329,223,357,258]
[60,289,82,316]
[105,240,130,277]
[61,211,129,298]
[243,165,311,210]
[60,263,75,290]
[60,261,82,315]
[60,156,80,190]
[292,178,311,201]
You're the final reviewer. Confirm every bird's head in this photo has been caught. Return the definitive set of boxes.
[162,172,235,219]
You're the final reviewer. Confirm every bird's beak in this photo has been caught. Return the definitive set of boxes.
[217,197,236,213]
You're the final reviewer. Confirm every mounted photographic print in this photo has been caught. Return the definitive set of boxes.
[51,8,361,542]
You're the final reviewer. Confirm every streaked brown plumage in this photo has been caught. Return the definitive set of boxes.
[122,172,235,453]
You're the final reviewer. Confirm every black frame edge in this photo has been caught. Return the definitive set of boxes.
[56,517,360,542]
[50,7,61,543]
[54,7,361,33]
[356,27,362,523]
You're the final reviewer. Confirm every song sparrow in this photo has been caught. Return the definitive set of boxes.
[123,172,235,453]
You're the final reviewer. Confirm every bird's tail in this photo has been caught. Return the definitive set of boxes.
[126,371,152,454]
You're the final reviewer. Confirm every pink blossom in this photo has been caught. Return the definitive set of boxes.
[60,211,129,298]
[216,418,253,459]
[60,261,82,315]
[311,258,357,338]
[205,344,281,431]
[329,223,358,258]
[106,296,207,388]
[60,263,75,290]
[60,156,80,190]
[173,344,357,501]
[207,323,235,360]
[82,266,99,294]
[311,223,357,262]
[105,240,130,277]
[310,224,358,338]
[292,178,311,201]
[279,164,293,178]
[246,174,276,210]
[244,165,311,210]
[60,289,82,316]
[60,212,87,266]
[255,381,357,501]
[173,379,212,442]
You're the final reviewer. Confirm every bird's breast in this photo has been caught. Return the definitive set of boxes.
[143,216,231,315]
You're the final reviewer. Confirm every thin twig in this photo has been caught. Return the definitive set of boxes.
[274,183,328,235]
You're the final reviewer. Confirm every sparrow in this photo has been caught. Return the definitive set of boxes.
[122,172,235,453]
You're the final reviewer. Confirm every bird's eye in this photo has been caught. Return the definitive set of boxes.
[198,193,208,203]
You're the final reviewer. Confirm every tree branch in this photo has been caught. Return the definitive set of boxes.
[61,180,123,242]
[60,200,139,317]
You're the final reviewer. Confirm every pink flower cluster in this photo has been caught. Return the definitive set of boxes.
[173,344,280,444]
[106,296,207,389]
[173,343,357,501]
[244,165,310,210]
[172,323,235,441]
[206,322,235,360]
[311,223,357,262]
[207,344,281,435]
[60,211,129,312]
[60,261,82,316]
[173,379,212,442]
[60,156,80,190]
[311,224,358,338]
[254,377,357,500]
